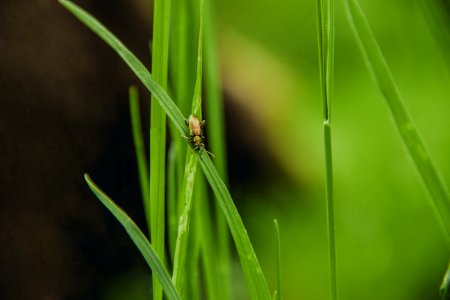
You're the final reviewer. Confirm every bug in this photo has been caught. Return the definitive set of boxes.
[184,114,214,157]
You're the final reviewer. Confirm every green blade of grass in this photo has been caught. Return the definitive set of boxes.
[316,1,338,299]
[167,0,187,261]
[172,150,199,290]
[204,0,231,295]
[84,174,181,300]
[129,86,149,205]
[185,203,201,300]
[172,1,203,290]
[418,0,450,70]
[58,0,187,137]
[167,143,179,260]
[59,2,271,298]
[149,0,171,298]
[273,219,281,300]
[204,0,228,179]
[198,152,271,299]
[196,174,223,300]
[441,261,450,300]
[323,121,337,299]
[344,0,450,241]
[191,0,203,119]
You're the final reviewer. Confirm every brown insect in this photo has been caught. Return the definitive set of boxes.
[184,114,213,156]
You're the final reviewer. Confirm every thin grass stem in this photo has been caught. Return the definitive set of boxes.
[316,0,338,299]
[204,0,231,295]
[149,0,171,298]
[274,219,281,300]
[167,143,179,260]
[129,86,149,206]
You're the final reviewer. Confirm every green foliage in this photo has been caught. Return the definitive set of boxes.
[316,0,337,299]
[172,0,203,291]
[84,174,181,300]
[345,0,450,297]
[128,86,149,220]
[59,0,270,298]
[441,262,450,300]
[59,0,450,298]
[149,0,171,298]
[344,0,450,242]
[274,219,281,300]
[204,0,231,294]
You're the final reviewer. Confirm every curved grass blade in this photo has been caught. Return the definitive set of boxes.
[84,174,181,300]
[59,1,271,298]
[344,0,450,242]
[129,86,149,208]
[198,152,271,299]
[58,0,187,137]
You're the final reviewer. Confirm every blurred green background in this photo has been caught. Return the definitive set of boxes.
[210,0,450,299]
[1,0,448,299]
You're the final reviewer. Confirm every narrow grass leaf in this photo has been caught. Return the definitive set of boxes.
[204,0,231,294]
[344,0,450,240]
[58,0,187,136]
[84,174,181,300]
[316,1,338,299]
[129,86,149,210]
[323,121,337,299]
[172,151,199,290]
[60,2,270,298]
[172,1,203,290]
[196,174,224,300]
[441,261,450,300]
[149,0,171,298]
[418,0,450,70]
[273,219,281,300]
[167,143,179,260]
[198,152,271,299]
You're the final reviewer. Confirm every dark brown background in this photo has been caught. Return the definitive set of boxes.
[0,1,154,298]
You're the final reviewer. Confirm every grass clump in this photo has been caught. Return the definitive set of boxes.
[59,0,271,298]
